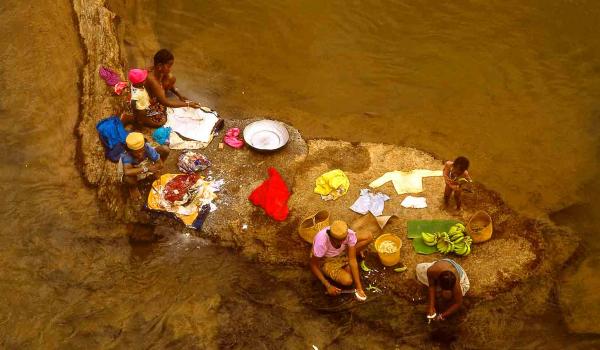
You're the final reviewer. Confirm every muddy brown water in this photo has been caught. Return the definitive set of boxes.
[1,0,599,348]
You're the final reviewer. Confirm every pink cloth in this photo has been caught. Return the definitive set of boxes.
[98,66,122,86]
[312,227,357,258]
[128,68,148,84]
[114,81,128,95]
[224,128,244,148]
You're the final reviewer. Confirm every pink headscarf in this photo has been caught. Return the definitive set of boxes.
[128,68,148,84]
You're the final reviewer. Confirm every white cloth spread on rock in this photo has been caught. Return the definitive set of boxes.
[168,131,210,150]
[369,169,443,195]
[165,107,219,143]
[400,196,428,208]
[350,189,390,216]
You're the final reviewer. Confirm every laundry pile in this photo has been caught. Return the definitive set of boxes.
[147,173,221,228]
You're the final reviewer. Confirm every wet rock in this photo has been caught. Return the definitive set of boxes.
[74,1,580,304]
[559,256,600,334]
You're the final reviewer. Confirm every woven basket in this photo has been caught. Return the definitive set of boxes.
[467,211,493,243]
[298,210,330,243]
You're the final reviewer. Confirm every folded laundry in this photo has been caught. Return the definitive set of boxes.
[350,189,390,216]
[314,169,349,201]
[400,196,428,209]
[369,169,443,194]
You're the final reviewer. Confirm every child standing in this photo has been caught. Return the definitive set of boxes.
[443,156,472,210]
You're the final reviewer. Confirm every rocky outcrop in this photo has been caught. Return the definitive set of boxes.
[73,1,585,340]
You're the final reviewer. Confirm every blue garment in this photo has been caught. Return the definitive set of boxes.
[96,115,128,150]
[120,143,160,165]
[152,126,172,145]
[441,258,465,279]
[96,115,129,162]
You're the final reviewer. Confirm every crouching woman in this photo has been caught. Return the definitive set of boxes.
[118,132,169,201]
[309,220,373,301]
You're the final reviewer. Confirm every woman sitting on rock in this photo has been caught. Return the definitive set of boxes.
[143,49,204,125]
[309,220,373,301]
[119,132,169,202]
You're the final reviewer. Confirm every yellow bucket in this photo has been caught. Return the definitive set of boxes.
[467,211,493,243]
[375,233,402,267]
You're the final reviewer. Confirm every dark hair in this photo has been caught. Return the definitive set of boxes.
[453,156,470,171]
[439,271,456,290]
[154,49,174,66]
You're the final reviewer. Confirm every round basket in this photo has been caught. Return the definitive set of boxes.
[374,233,402,267]
[298,210,330,244]
[467,211,493,243]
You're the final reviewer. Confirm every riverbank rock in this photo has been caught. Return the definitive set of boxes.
[74,0,579,310]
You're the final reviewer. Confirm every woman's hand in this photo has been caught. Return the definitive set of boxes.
[326,284,341,296]
[435,313,445,321]
[355,288,367,301]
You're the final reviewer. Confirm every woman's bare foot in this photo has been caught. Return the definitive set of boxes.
[128,186,143,203]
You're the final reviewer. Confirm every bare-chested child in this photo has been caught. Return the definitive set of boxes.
[443,156,472,210]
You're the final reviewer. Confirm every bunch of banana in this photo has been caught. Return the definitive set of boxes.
[436,232,455,254]
[421,223,473,256]
[448,223,473,256]
[421,232,438,246]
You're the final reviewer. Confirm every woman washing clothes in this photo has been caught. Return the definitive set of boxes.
[416,259,470,322]
[143,49,209,127]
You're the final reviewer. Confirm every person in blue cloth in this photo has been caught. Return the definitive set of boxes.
[119,132,170,201]
[416,259,470,321]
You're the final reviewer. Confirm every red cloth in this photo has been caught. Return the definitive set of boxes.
[248,167,290,221]
[164,173,200,203]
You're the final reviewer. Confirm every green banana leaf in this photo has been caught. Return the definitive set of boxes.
[412,237,438,255]
[407,220,462,239]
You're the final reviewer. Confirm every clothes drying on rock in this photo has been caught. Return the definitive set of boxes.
[349,189,390,216]
[369,169,443,194]
[248,167,290,221]
[314,169,349,201]
[400,196,428,209]
[165,107,219,143]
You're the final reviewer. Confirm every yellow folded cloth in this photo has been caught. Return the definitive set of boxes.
[314,169,350,200]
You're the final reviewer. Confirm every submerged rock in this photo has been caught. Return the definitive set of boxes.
[559,256,600,334]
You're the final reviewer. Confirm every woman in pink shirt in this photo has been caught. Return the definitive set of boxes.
[309,220,373,301]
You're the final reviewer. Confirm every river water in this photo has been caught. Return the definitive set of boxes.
[1,0,599,348]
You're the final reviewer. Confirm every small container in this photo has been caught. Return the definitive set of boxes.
[467,211,493,243]
[375,233,403,266]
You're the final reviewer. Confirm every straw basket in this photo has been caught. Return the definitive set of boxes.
[298,210,330,243]
[467,211,493,243]
[374,233,402,267]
